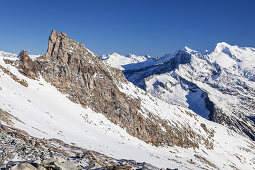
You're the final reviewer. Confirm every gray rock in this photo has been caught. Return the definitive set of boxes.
[37,165,47,170]
[10,163,38,170]
[42,158,56,165]
[56,157,66,163]
[18,50,39,79]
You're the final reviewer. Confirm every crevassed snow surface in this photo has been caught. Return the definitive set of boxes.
[0,52,255,169]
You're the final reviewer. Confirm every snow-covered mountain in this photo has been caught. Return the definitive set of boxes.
[0,32,255,169]
[210,42,255,81]
[101,53,150,70]
[102,42,255,141]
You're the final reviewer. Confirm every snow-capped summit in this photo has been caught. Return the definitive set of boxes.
[214,42,232,53]
[209,42,255,80]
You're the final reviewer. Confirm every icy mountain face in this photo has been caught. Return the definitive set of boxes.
[103,43,255,141]
[0,32,255,169]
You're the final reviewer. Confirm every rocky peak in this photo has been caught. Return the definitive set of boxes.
[19,50,29,60]
[46,30,78,61]
[18,50,39,79]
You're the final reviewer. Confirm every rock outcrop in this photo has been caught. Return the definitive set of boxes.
[18,50,39,79]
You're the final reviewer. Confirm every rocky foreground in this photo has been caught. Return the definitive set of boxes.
[0,123,167,170]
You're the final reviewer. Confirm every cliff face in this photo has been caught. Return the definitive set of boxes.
[27,30,212,148]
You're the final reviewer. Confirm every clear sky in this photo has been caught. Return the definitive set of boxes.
[0,0,255,57]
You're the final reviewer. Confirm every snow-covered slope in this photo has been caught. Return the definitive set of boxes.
[0,50,255,169]
[102,43,255,141]
[145,73,211,119]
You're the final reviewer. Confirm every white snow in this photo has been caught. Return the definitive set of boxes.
[0,51,18,60]
[145,73,210,119]
[183,46,198,54]
[101,53,149,70]
[29,54,41,61]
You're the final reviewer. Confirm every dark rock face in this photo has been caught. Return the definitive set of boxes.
[18,50,39,79]
[29,30,213,149]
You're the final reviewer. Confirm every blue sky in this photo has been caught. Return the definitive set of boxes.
[0,0,255,57]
